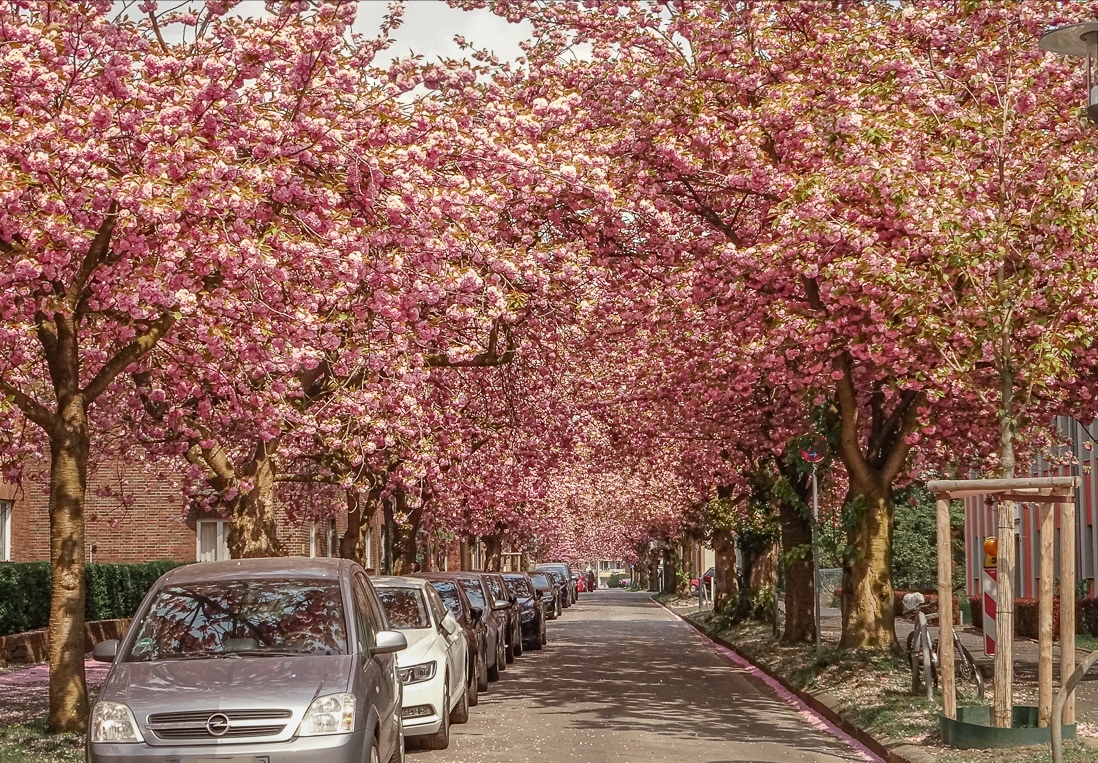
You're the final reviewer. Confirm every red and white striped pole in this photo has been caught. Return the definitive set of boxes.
[982,536,998,656]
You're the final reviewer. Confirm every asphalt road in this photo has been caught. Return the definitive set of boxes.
[410,589,879,763]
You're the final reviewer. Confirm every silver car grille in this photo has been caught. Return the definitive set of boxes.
[145,709,293,741]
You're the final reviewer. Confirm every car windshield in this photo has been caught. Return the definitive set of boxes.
[458,578,487,608]
[125,579,347,661]
[430,580,464,619]
[529,573,552,590]
[376,587,430,629]
[504,576,531,597]
[545,570,565,585]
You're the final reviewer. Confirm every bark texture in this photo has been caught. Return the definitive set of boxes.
[712,529,739,611]
[47,403,89,734]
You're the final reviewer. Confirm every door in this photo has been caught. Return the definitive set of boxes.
[353,575,400,756]
[428,585,464,702]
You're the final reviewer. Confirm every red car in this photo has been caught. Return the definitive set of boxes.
[689,567,716,594]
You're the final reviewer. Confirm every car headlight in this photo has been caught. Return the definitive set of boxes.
[89,701,144,743]
[297,693,356,736]
[398,661,436,685]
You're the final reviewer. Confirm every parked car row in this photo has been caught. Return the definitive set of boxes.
[85,558,590,762]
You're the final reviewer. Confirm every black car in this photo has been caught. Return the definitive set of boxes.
[540,567,571,610]
[502,572,548,650]
[481,571,523,661]
[414,573,490,696]
[449,573,509,681]
[527,570,561,620]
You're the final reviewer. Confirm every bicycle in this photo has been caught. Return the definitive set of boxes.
[903,599,984,701]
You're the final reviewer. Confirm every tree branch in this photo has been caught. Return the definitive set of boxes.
[83,310,176,404]
[0,379,57,434]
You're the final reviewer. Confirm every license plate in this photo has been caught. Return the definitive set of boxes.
[167,758,269,763]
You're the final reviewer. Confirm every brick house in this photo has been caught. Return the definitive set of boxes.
[1,458,384,569]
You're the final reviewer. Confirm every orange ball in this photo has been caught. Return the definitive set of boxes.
[984,537,998,557]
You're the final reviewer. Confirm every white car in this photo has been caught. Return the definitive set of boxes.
[373,576,469,750]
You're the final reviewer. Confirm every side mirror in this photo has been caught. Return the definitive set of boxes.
[440,613,460,636]
[93,639,119,663]
[491,599,510,611]
[469,606,483,624]
[372,630,408,655]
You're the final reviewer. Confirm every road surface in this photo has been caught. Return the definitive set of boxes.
[410,589,879,763]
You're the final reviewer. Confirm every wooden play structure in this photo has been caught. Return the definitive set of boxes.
[927,477,1084,750]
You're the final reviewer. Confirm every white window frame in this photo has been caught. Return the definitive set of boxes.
[195,520,229,562]
[0,499,11,562]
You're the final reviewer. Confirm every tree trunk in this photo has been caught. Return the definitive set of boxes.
[227,448,283,558]
[387,495,421,575]
[661,546,677,594]
[839,476,896,650]
[712,529,738,610]
[483,535,502,571]
[777,497,816,643]
[341,491,363,563]
[460,536,473,571]
[47,401,89,734]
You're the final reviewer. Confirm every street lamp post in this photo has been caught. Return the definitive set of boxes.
[1039,21,1098,125]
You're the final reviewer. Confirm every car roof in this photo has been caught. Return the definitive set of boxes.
[371,575,429,589]
[162,557,353,585]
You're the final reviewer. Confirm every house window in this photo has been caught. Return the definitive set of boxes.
[0,499,11,562]
[196,520,229,562]
[328,524,339,559]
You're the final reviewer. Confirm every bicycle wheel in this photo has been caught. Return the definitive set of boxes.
[906,629,921,693]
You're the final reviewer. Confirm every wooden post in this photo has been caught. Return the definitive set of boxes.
[1039,503,1055,727]
[995,497,1015,728]
[1060,496,1076,725]
[937,495,956,720]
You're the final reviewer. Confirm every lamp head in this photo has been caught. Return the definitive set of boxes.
[1040,22,1098,126]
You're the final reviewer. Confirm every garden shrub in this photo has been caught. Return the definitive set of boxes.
[0,560,183,637]
[967,596,1098,638]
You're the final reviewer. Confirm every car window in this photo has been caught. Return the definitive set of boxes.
[458,578,487,609]
[425,585,449,625]
[430,580,465,619]
[504,575,531,597]
[484,575,506,601]
[352,577,378,651]
[529,573,552,590]
[125,579,348,661]
[376,588,430,629]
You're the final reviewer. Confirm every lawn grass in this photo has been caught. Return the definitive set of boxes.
[0,720,83,763]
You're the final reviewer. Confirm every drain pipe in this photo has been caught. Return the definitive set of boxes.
[1051,648,1098,763]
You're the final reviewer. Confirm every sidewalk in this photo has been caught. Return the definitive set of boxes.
[0,657,109,726]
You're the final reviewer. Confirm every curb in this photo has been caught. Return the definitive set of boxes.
[650,597,929,763]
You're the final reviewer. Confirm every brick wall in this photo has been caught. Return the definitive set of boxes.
[11,457,379,565]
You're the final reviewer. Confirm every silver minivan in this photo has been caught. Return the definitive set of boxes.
[87,557,407,763]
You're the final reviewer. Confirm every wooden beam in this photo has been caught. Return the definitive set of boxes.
[995,497,1015,728]
[937,496,956,720]
[1039,504,1054,727]
[928,477,1080,493]
[996,494,1077,504]
[1061,499,1077,725]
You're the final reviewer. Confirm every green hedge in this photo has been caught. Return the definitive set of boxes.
[0,560,184,637]
[968,595,1098,638]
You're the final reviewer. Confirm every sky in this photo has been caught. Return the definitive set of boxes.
[352,1,532,63]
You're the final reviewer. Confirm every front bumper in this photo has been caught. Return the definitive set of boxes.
[88,727,368,763]
[400,675,445,737]
[520,618,541,644]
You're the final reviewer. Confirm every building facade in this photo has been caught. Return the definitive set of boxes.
[963,416,1098,599]
[4,458,384,568]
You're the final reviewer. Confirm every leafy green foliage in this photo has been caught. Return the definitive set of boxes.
[890,484,964,592]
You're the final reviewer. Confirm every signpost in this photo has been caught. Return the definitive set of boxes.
[800,444,825,653]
